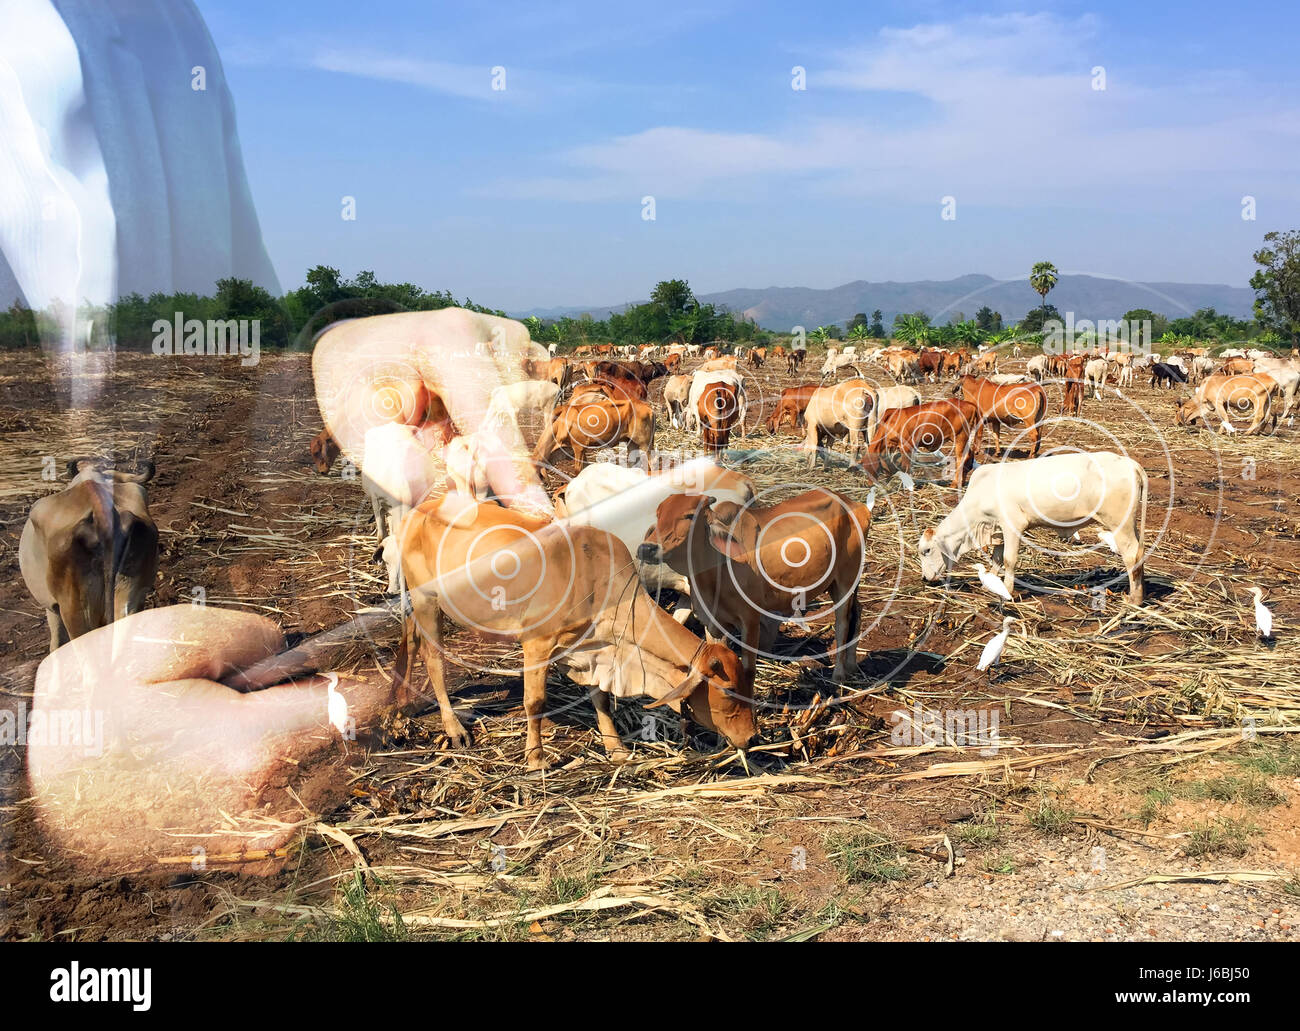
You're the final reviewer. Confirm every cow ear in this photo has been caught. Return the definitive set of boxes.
[645,669,703,709]
[65,456,101,478]
[111,460,155,484]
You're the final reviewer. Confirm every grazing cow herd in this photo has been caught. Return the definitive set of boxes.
[19,312,1300,774]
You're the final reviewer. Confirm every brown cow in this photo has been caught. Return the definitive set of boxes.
[20,459,159,653]
[1175,373,1277,435]
[957,374,1047,457]
[748,347,767,368]
[310,428,342,474]
[1220,357,1254,376]
[799,379,873,468]
[544,357,572,390]
[534,397,655,470]
[640,491,870,683]
[916,349,944,383]
[663,352,683,374]
[697,379,741,453]
[857,399,982,488]
[577,364,649,402]
[765,384,820,434]
[393,495,756,765]
[1062,356,1086,416]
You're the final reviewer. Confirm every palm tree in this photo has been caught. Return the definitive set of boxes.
[812,326,832,345]
[848,322,869,342]
[1029,262,1059,327]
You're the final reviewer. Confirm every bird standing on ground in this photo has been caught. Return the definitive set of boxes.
[1250,587,1273,640]
[975,563,1013,602]
[977,617,1016,677]
[325,672,350,738]
[865,485,877,513]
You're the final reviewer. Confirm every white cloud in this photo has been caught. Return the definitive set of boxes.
[310,50,494,100]
[478,11,1300,206]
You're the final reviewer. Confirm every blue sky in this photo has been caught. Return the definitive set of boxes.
[202,1,1300,311]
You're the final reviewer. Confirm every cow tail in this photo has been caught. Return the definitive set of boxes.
[1135,461,1148,550]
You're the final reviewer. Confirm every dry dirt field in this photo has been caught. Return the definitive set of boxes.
[2,349,1299,942]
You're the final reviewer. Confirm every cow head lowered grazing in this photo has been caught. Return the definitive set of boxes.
[392,495,756,769]
[639,489,870,684]
[917,450,1148,603]
[19,458,160,653]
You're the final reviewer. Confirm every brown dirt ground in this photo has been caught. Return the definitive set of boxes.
[1,349,1298,941]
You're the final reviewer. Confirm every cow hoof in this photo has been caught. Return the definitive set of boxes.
[442,719,473,749]
[526,752,549,772]
[607,745,633,763]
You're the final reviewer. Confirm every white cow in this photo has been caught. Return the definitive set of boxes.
[361,422,449,594]
[484,379,560,445]
[865,384,922,443]
[1254,358,1300,421]
[1026,354,1050,381]
[918,451,1148,602]
[1083,358,1109,399]
[989,373,1033,385]
[1189,355,1216,384]
[555,460,755,622]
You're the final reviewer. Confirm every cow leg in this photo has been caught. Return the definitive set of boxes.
[45,609,68,653]
[389,617,418,707]
[370,491,387,545]
[832,589,863,682]
[521,638,553,770]
[999,530,1021,596]
[588,686,631,762]
[410,601,472,748]
[1113,529,1145,604]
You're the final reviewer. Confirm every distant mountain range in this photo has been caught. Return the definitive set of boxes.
[515,273,1256,330]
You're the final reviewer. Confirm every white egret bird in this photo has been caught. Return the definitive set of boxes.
[325,672,350,737]
[865,485,877,513]
[975,563,1013,602]
[897,470,916,492]
[1250,587,1273,639]
[977,617,1016,675]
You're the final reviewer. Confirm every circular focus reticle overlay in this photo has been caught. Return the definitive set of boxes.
[682,483,880,674]
[328,358,429,456]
